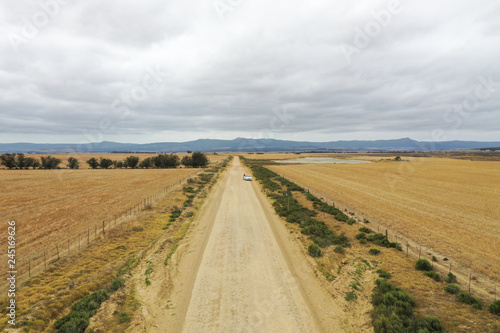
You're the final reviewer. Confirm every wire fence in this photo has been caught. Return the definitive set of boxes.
[1,174,198,294]
[275,172,499,303]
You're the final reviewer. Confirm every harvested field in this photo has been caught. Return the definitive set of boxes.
[268,158,500,282]
[0,168,200,286]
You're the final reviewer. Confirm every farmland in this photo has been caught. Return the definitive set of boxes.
[0,166,202,287]
[266,156,500,283]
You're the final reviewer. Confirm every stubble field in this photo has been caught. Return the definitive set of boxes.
[0,166,204,287]
[267,157,500,282]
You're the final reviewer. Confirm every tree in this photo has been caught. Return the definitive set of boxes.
[41,156,61,169]
[181,156,193,168]
[153,154,179,168]
[99,158,113,169]
[139,157,153,168]
[394,156,402,161]
[124,156,140,169]
[16,153,28,169]
[67,157,80,169]
[115,161,124,169]
[87,157,99,169]
[191,152,208,168]
[0,153,17,169]
[25,157,40,169]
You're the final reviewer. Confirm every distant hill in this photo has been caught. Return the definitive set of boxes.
[0,138,499,153]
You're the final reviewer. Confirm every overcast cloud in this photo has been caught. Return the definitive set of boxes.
[0,0,499,144]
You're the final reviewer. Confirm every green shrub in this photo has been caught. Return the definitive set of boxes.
[395,243,403,251]
[371,279,443,333]
[359,239,367,245]
[456,291,483,310]
[444,272,458,284]
[359,227,372,233]
[186,211,194,217]
[347,219,356,225]
[376,269,391,279]
[413,317,444,332]
[432,256,438,262]
[119,312,131,323]
[369,248,381,255]
[489,300,500,316]
[415,259,433,271]
[356,232,367,240]
[424,271,441,282]
[308,243,322,257]
[345,292,357,302]
[444,284,460,295]
[54,290,109,332]
[109,277,125,292]
[366,233,397,248]
[334,245,345,254]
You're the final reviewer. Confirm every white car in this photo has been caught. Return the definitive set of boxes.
[243,174,253,181]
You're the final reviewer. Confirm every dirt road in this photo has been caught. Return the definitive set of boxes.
[135,157,345,332]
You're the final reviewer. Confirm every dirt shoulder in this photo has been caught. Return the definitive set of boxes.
[131,157,347,332]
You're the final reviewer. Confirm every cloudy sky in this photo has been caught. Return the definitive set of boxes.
[0,0,499,144]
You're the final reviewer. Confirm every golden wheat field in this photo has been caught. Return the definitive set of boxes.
[0,167,202,285]
[268,157,500,281]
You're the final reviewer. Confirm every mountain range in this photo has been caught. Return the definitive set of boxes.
[0,138,499,153]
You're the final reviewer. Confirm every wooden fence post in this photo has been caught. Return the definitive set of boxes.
[406,241,409,257]
[44,251,47,269]
[102,221,105,235]
[419,246,421,260]
[68,240,70,254]
[57,244,60,259]
[469,271,472,293]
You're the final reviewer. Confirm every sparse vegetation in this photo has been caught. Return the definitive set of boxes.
[371,278,444,332]
[376,269,391,279]
[456,291,483,310]
[489,300,500,316]
[308,243,322,257]
[444,272,458,284]
[444,284,460,295]
[424,271,441,282]
[415,259,433,271]
[369,248,381,255]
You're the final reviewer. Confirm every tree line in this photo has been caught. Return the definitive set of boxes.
[0,152,208,170]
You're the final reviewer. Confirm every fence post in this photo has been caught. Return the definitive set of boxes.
[419,246,421,260]
[95,224,97,238]
[102,221,105,235]
[57,244,60,259]
[406,241,409,257]
[79,235,81,249]
[385,230,388,240]
[469,271,472,293]
[88,228,90,244]
[44,251,46,269]
[449,262,452,274]
[68,240,70,254]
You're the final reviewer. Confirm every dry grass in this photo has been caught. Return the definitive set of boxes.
[267,157,500,281]
[289,187,499,332]
[0,167,200,286]
[0,160,226,332]
[0,185,192,332]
